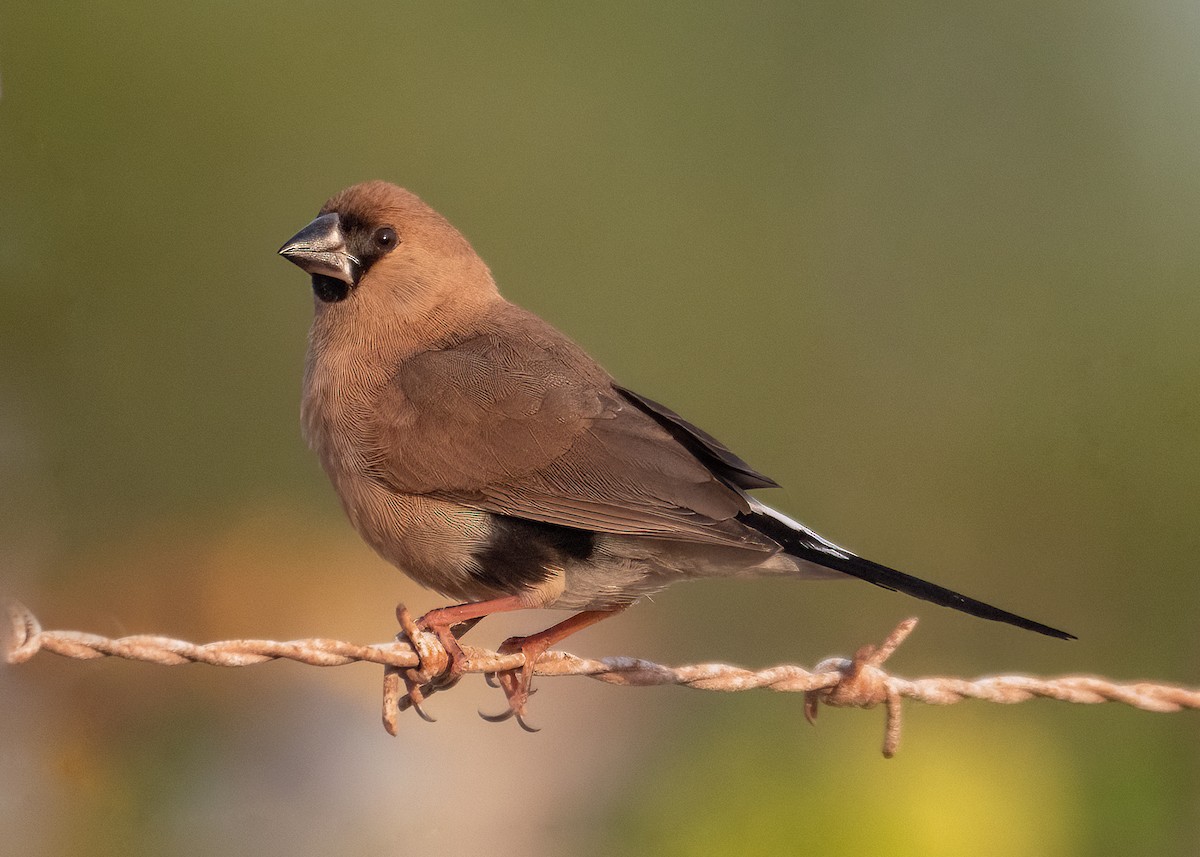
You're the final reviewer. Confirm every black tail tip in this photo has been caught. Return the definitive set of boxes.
[1028,622,1076,641]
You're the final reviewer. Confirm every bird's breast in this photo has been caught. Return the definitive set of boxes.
[302,341,510,601]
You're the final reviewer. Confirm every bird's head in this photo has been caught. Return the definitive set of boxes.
[278,181,498,318]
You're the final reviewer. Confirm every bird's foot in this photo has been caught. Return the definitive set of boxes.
[382,605,481,733]
[478,607,626,732]
[479,635,547,733]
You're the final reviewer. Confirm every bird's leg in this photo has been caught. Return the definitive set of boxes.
[413,595,530,686]
[482,606,627,732]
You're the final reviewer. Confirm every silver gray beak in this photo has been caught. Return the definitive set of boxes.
[278,212,359,285]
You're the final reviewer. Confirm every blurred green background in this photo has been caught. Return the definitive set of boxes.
[2,2,1198,855]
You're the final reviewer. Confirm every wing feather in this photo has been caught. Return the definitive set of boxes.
[366,304,778,552]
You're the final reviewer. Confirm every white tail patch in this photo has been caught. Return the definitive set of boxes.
[746,498,853,559]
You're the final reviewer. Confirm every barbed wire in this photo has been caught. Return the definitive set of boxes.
[4,599,1197,756]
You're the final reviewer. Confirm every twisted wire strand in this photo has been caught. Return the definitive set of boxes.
[5,600,1197,756]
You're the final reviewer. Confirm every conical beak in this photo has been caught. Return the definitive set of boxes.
[278,212,359,285]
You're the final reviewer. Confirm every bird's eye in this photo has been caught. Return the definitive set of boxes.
[374,226,398,250]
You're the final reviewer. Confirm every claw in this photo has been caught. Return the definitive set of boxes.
[515,713,541,733]
[479,633,547,730]
[484,670,536,694]
[397,674,440,722]
[480,669,538,730]
[449,616,485,639]
[429,671,463,692]
[410,697,438,723]
[477,705,540,732]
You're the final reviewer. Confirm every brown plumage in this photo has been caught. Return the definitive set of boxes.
[279,181,1072,728]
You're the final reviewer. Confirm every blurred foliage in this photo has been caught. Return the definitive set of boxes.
[589,704,1080,857]
[1,2,1198,855]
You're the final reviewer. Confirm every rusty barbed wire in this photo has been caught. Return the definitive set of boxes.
[4,599,1197,757]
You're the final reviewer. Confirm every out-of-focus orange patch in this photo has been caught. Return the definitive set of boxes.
[41,500,432,643]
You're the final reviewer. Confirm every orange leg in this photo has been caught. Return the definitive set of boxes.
[415,594,530,676]
[483,606,628,731]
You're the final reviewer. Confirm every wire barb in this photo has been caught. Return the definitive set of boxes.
[802,618,916,757]
[5,598,1198,757]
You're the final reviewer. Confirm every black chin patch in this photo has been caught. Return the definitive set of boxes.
[312,274,351,303]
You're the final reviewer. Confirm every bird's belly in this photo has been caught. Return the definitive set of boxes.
[549,533,786,611]
[333,473,493,601]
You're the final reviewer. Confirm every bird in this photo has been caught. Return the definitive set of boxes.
[278,180,1073,728]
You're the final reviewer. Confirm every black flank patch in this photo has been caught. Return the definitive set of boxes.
[470,514,596,591]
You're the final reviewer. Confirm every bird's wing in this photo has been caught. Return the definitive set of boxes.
[366,308,777,552]
[613,385,779,490]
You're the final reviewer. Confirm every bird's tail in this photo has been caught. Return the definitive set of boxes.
[739,500,1075,640]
